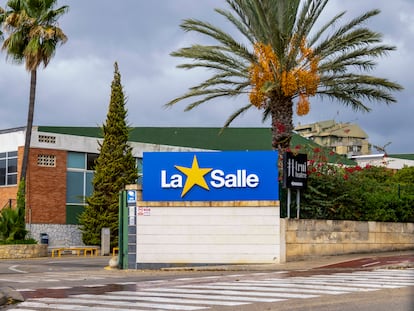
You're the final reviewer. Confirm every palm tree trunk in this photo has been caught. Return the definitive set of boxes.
[270,96,294,151]
[20,69,37,182]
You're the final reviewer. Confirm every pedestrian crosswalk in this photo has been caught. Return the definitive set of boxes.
[0,272,112,284]
[8,268,414,311]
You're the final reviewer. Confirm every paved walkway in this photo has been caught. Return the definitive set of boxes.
[2,250,413,274]
[160,250,414,272]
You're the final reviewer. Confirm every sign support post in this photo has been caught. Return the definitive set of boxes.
[118,191,128,269]
[126,188,137,269]
[287,188,291,219]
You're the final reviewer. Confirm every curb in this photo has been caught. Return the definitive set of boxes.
[0,286,24,308]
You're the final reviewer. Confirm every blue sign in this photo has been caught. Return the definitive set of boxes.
[127,190,136,204]
[143,151,279,201]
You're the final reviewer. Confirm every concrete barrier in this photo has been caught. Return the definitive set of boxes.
[280,219,414,261]
[0,244,47,259]
[135,200,281,267]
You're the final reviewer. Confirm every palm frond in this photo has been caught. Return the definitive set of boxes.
[190,74,249,91]
[171,45,248,73]
[215,7,255,45]
[314,10,382,58]
[168,0,402,147]
[180,18,253,62]
[319,73,403,109]
[308,11,345,47]
[1,0,68,71]
[221,102,254,130]
[319,44,396,73]
[166,87,245,111]
[294,0,329,44]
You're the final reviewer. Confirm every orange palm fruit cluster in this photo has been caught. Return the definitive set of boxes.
[249,37,319,116]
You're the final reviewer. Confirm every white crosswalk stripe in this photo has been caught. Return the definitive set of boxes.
[111,290,286,302]
[141,287,317,299]
[0,273,106,284]
[177,283,346,295]
[7,268,414,311]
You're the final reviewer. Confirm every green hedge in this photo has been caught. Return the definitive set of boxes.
[0,238,37,245]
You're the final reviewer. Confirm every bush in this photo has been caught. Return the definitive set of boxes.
[392,166,414,184]
[363,190,399,222]
[294,149,414,222]
[0,206,28,242]
[0,238,37,245]
[0,179,30,243]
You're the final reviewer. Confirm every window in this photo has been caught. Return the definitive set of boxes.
[67,152,85,169]
[87,153,98,170]
[348,145,362,153]
[67,152,97,204]
[66,152,141,224]
[66,171,85,204]
[352,145,362,153]
[66,152,98,225]
[0,151,18,186]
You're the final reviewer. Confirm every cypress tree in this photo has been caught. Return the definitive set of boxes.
[79,62,138,248]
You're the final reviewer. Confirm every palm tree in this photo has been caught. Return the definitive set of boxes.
[166,0,403,151]
[0,0,68,181]
[0,7,3,40]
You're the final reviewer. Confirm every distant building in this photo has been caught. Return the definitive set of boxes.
[294,120,370,157]
[352,153,414,170]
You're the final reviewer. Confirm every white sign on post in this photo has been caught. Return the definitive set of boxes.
[128,206,135,225]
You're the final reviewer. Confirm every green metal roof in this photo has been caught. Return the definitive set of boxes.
[38,126,355,165]
[388,154,414,161]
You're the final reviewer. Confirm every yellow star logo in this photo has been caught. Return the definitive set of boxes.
[175,155,213,197]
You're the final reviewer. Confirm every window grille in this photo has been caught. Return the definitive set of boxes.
[38,135,56,144]
[37,154,56,167]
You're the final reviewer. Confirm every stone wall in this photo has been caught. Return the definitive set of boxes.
[281,219,414,261]
[27,224,84,247]
[0,244,47,259]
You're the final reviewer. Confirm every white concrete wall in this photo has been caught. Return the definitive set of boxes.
[0,129,25,152]
[33,129,208,156]
[136,204,281,264]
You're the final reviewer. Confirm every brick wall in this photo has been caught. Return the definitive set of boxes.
[0,186,18,210]
[26,148,67,224]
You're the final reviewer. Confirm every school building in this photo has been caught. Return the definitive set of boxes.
[0,125,353,247]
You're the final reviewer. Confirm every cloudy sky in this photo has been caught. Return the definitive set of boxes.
[0,0,412,154]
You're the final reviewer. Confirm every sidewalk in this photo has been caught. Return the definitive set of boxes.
[3,249,412,273]
[159,250,414,272]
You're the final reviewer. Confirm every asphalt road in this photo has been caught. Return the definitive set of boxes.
[1,253,413,311]
[0,256,109,275]
[227,286,414,311]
